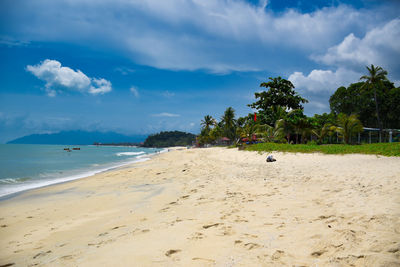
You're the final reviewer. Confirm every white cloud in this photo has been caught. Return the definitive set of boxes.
[130,86,139,97]
[152,112,180,117]
[4,0,397,74]
[314,19,400,73]
[26,59,112,96]
[289,67,361,93]
[89,78,112,95]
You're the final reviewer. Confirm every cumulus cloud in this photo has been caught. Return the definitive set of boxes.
[4,0,398,73]
[26,59,112,96]
[314,19,400,74]
[152,112,180,117]
[289,68,361,93]
[130,86,139,97]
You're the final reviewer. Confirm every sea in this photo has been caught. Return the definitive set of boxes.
[0,144,165,198]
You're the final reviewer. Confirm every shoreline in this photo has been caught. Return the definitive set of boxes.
[1,147,399,266]
[0,148,169,200]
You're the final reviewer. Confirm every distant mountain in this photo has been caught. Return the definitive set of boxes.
[7,130,148,145]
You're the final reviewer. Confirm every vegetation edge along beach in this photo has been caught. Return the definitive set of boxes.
[244,142,400,157]
[197,64,400,157]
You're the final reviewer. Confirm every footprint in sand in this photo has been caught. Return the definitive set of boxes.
[234,240,261,250]
[33,250,52,259]
[60,255,74,260]
[311,250,326,257]
[202,223,221,229]
[165,249,181,257]
[111,225,126,230]
[188,232,204,240]
[271,250,285,260]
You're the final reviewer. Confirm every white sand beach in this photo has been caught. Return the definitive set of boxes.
[1,147,399,266]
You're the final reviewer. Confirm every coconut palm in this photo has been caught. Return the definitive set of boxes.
[275,118,293,144]
[312,123,336,144]
[360,64,388,141]
[221,107,237,141]
[261,123,286,143]
[237,122,270,143]
[201,115,216,132]
[209,124,223,142]
[335,113,363,144]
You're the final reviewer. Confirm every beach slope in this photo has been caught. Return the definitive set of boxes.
[1,147,399,266]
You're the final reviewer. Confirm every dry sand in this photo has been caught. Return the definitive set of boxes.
[0,147,399,266]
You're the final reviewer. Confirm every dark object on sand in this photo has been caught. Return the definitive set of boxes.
[266,155,276,162]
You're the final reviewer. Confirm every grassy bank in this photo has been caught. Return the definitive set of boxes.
[245,142,400,157]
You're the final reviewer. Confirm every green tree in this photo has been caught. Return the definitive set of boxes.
[329,81,396,129]
[260,123,286,143]
[201,115,216,132]
[285,109,309,144]
[248,77,308,125]
[310,113,337,144]
[221,107,237,141]
[209,125,223,142]
[360,64,388,140]
[335,113,363,144]
[387,87,400,128]
[237,121,272,144]
[312,123,336,144]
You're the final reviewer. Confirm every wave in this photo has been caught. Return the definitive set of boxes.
[0,177,31,184]
[116,151,145,156]
[0,157,151,199]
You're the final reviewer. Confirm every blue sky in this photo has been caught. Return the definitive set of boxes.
[0,0,399,143]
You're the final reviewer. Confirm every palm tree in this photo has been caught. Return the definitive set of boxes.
[261,123,286,143]
[275,118,293,144]
[201,115,216,132]
[237,122,271,143]
[209,125,223,142]
[312,123,335,144]
[221,107,237,141]
[360,64,388,142]
[335,113,363,144]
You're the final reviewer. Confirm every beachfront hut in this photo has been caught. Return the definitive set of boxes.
[216,137,231,146]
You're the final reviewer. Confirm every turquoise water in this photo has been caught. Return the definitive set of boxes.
[0,144,163,198]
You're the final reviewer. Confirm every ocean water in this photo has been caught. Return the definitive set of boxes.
[0,144,164,198]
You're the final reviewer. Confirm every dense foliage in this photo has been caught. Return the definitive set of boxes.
[248,77,308,125]
[330,80,400,129]
[143,131,196,147]
[198,64,399,149]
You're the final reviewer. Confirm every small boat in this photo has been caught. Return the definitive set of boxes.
[72,148,80,150]
[64,148,70,151]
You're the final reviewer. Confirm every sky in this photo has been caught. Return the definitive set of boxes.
[0,0,399,143]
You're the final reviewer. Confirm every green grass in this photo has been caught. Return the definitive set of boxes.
[245,142,400,157]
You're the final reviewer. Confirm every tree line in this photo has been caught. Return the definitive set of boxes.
[143,131,196,147]
[198,65,400,146]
